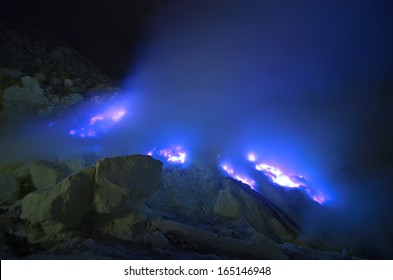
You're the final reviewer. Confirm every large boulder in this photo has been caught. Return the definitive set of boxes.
[145,159,221,220]
[2,76,50,116]
[0,164,35,200]
[94,155,162,214]
[29,160,72,190]
[0,172,19,204]
[21,167,95,230]
[94,205,152,242]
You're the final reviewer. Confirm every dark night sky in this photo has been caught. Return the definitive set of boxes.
[0,0,164,79]
[2,0,393,257]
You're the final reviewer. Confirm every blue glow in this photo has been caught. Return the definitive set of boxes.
[220,162,256,189]
[68,105,127,138]
[218,152,327,204]
[148,145,187,165]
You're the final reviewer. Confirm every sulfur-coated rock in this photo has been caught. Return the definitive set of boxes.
[247,233,288,259]
[152,217,251,258]
[252,174,320,228]
[29,160,72,190]
[94,206,151,242]
[145,159,220,220]
[0,172,19,204]
[94,155,162,214]
[147,231,171,249]
[21,167,95,228]
[214,186,242,219]
[213,179,296,242]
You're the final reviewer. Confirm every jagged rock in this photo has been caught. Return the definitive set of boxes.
[60,93,83,106]
[0,67,22,79]
[64,78,73,89]
[145,159,220,219]
[21,167,95,230]
[65,154,97,172]
[153,218,248,256]
[2,76,52,118]
[34,73,46,82]
[20,76,43,95]
[278,242,344,260]
[214,179,296,242]
[0,164,34,199]
[247,233,288,259]
[151,217,284,259]
[8,200,22,213]
[253,175,320,227]
[29,160,72,190]
[94,155,162,214]
[0,22,113,122]
[0,172,19,204]
[214,185,242,218]
[50,77,62,86]
[3,76,44,101]
[147,231,171,249]
[0,231,12,259]
[94,205,152,242]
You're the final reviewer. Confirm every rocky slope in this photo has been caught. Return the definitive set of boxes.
[0,21,119,124]
[0,22,358,260]
[0,153,356,260]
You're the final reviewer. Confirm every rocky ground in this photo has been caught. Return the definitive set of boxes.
[0,21,120,126]
[0,21,360,260]
[0,154,355,260]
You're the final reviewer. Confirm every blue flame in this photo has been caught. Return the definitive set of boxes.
[220,162,256,189]
[219,152,326,204]
[68,106,127,138]
[148,145,187,165]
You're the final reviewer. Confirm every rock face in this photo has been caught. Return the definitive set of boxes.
[151,218,288,259]
[247,233,288,259]
[145,159,221,220]
[214,179,296,242]
[214,183,242,219]
[1,154,358,260]
[94,155,163,214]
[0,172,19,204]
[21,167,95,230]
[253,175,320,227]
[20,155,163,239]
[0,21,117,122]
[29,160,72,190]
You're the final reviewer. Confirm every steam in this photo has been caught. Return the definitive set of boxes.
[1,0,392,258]
[122,0,393,257]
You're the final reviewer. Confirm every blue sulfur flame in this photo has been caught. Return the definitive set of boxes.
[220,152,326,204]
[148,145,187,165]
[68,106,127,138]
[221,163,256,189]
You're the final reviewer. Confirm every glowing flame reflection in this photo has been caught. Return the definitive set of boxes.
[69,106,127,138]
[248,153,325,204]
[255,163,302,188]
[148,146,187,164]
[221,163,256,189]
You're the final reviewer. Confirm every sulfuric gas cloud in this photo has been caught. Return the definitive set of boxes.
[122,0,393,257]
[1,0,393,258]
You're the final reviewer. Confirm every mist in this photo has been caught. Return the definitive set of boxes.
[122,0,393,257]
[1,0,392,258]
